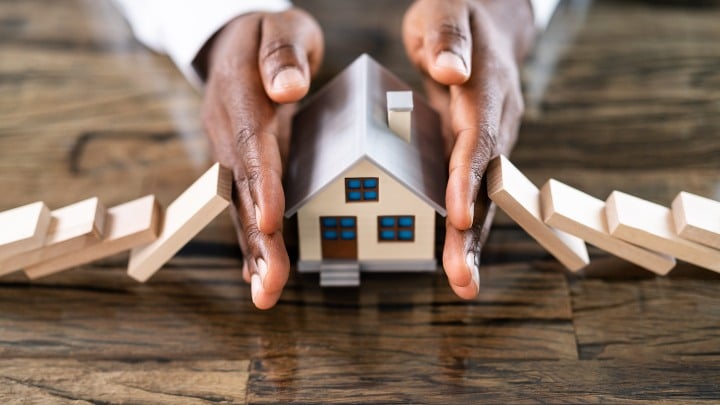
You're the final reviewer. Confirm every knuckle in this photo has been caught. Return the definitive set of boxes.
[261,39,299,64]
[435,21,469,47]
[234,126,258,152]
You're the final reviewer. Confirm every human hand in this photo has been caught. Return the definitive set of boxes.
[403,0,535,298]
[201,9,323,309]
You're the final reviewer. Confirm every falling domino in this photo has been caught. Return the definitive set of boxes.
[540,179,676,275]
[606,191,720,273]
[24,195,162,280]
[0,197,106,276]
[0,201,52,262]
[487,155,590,271]
[127,163,232,282]
[671,191,720,250]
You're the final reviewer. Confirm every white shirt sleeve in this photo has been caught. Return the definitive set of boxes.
[113,0,292,88]
[529,0,561,29]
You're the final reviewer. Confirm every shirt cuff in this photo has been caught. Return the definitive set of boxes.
[529,0,561,29]
[114,0,292,88]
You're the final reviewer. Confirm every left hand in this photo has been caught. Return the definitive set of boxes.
[402,0,535,298]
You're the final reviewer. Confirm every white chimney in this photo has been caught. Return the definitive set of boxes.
[386,91,413,142]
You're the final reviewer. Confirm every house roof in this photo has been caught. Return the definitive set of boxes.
[284,54,447,217]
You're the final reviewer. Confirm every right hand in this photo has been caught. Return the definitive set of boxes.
[200,9,324,309]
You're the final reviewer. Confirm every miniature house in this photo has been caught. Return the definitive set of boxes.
[284,54,447,286]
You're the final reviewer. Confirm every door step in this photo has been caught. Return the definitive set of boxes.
[320,262,360,287]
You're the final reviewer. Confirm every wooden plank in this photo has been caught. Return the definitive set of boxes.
[248,356,720,403]
[672,191,720,250]
[0,201,51,261]
[487,155,589,271]
[24,195,161,279]
[541,179,676,275]
[0,197,105,276]
[127,163,232,282]
[0,359,249,404]
[606,191,720,273]
[571,276,720,361]
[0,261,576,361]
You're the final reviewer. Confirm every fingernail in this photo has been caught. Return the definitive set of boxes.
[469,202,475,225]
[272,68,305,91]
[251,273,263,302]
[254,204,262,227]
[465,251,479,293]
[255,257,268,281]
[435,51,467,75]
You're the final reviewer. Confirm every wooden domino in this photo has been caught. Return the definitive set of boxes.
[487,155,590,271]
[24,195,161,280]
[127,163,232,282]
[671,191,720,250]
[0,197,106,276]
[606,191,720,273]
[541,179,676,275]
[0,201,52,261]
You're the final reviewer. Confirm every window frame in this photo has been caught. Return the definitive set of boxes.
[345,177,379,203]
[377,215,415,242]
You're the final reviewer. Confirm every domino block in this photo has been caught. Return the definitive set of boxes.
[606,191,720,273]
[541,179,676,275]
[487,155,590,271]
[24,195,161,279]
[671,191,720,250]
[0,201,52,261]
[127,163,232,282]
[0,197,106,276]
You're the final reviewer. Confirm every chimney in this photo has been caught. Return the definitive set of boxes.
[386,91,413,142]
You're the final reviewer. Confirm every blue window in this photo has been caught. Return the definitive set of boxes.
[341,231,356,240]
[378,215,415,242]
[345,177,379,202]
[363,178,378,188]
[340,217,356,227]
[320,216,358,243]
[398,217,414,227]
[380,230,396,240]
[364,191,378,200]
[398,230,414,240]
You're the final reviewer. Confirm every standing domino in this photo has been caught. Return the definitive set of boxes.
[671,191,720,250]
[0,202,52,261]
[24,195,162,279]
[128,163,232,282]
[0,197,106,276]
[541,179,676,275]
[606,191,720,273]
[487,156,590,271]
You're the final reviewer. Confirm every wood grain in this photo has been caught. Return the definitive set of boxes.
[0,359,249,404]
[1,0,720,402]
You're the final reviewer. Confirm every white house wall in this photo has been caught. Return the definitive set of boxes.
[297,159,436,262]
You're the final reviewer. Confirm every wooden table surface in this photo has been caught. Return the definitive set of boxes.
[1,0,720,403]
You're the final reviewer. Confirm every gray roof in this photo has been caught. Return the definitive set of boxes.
[284,54,447,217]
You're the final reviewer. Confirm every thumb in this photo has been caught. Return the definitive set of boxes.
[259,8,324,104]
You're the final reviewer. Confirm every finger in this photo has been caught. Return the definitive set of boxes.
[403,0,472,85]
[442,221,480,299]
[234,170,290,305]
[228,207,252,283]
[259,8,324,103]
[445,82,504,231]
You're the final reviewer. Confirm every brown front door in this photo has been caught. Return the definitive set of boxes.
[320,216,358,260]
